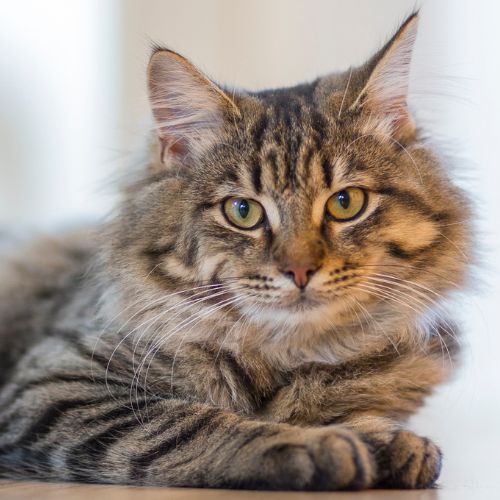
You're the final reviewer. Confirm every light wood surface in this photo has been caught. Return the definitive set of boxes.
[0,481,497,500]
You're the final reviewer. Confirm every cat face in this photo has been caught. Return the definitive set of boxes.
[113,15,471,339]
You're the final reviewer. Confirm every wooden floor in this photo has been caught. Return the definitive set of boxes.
[0,481,497,500]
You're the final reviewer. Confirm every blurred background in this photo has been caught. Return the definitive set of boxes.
[1,0,499,492]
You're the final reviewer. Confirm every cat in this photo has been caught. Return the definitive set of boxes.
[0,13,471,490]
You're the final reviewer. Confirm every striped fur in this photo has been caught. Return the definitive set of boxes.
[0,14,471,490]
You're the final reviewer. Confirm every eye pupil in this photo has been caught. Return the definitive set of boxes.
[338,191,350,209]
[238,200,250,218]
[224,197,264,229]
[326,187,366,221]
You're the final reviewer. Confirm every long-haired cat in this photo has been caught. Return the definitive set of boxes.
[0,13,471,490]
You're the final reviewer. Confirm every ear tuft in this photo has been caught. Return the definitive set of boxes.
[148,49,239,163]
[352,13,419,143]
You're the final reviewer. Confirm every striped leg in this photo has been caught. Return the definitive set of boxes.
[0,373,377,490]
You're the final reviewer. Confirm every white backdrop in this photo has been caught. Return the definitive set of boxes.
[1,0,499,490]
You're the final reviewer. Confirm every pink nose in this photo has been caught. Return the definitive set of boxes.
[282,265,318,289]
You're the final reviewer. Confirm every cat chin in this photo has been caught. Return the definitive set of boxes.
[239,298,352,336]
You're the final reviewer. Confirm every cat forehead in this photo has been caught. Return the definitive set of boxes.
[235,96,390,168]
[242,91,331,138]
[207,153,371,210]
[200,85,409,196]
[207,119,390,197]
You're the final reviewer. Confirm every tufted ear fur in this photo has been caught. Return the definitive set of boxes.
[148,49,240,164]
[351,13,419,143]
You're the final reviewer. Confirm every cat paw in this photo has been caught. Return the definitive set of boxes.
[379,430,442,489]
[311,427,377,490]
[235,426,376,490]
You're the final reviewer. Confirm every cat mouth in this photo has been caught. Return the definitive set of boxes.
[276,293,323,311]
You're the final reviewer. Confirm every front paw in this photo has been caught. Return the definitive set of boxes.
[224,426,377,490]
[378,430,442,489]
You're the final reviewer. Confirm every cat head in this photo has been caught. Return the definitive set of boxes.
[109,14,471,349]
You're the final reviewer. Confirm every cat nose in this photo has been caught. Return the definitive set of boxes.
[281,265,318,289]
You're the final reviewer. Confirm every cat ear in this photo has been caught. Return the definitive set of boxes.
[148,49,240,163]
[351,13,419,142]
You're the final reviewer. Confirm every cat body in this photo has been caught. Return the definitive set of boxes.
[0,14,471,490]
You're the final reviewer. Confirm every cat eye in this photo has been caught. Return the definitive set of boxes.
[326,187,367,221]
[223,197,264,230]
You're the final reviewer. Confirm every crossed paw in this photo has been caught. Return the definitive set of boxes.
[228,426,442,490]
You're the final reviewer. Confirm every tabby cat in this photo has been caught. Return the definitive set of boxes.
[0,13,471,490]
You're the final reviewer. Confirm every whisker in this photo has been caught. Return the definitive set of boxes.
[144,298,243,419]
[128,285,246,387]
[351,282,456,365]
[132,294,248,420]
[131,284,244,370]
[95,281,237,374]
[347,294,400,354]
[436,230,470,263]
[337,68,353,120]
[355,263,461,288]
[106,284,236,381]
[104,283,244,407]
[360,274,461,347]
[352,282,424,318]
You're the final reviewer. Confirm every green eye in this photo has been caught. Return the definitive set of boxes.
[223,197,264,229]
[326,187,367,221]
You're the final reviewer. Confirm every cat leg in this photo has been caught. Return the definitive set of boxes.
[0,377,377,490]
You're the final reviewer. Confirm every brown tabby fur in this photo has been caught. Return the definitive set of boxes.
[0,14,471,490]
